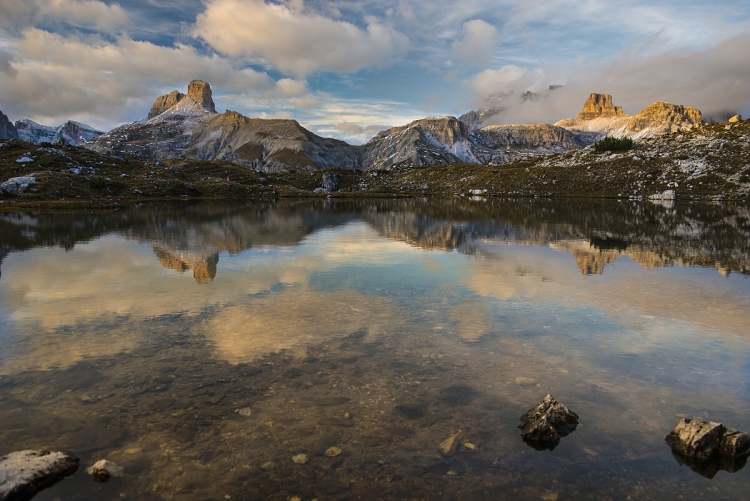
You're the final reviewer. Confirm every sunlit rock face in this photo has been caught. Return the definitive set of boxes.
[576,93,628,120]
[556,94,703,140]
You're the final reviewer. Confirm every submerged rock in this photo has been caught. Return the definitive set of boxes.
[86,459,124,482]
[665,418,750,462]
[292,454,308,465]
[438,433,461,457]
[0,450,79,501]
[519,394,579,450]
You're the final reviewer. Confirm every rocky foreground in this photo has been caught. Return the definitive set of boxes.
[0,116,748,207]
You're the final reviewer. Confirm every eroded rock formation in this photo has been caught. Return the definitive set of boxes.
[519,394,579,450]
[576,93,628,120]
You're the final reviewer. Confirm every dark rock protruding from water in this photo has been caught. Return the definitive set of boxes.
[519,394,579,450]
[665,418,750,467]
[0,450,79,501]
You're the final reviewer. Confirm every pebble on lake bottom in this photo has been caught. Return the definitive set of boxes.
[235,408,252,417]
[292,454,309,465]
[325,447,342,457]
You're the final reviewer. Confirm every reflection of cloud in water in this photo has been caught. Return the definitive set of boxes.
[463,244,750,340]
[448,300,492,342]
[207,286,403,364]
[0,319,139,375]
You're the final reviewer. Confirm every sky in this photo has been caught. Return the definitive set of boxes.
[0,0,749,144]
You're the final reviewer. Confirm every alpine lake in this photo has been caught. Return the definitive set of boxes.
[1,198,749,501]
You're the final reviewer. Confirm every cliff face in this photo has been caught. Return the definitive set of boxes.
[557,95,703,139]
[0,111,19,140]
[148,90,185,118]
[576,93,628,120]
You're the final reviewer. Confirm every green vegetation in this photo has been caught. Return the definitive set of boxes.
[595,136,634,152]
[89,178,106,190]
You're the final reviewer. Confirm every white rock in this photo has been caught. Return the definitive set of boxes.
[15,157,34,163]
[0,176,36,195]
[0,450,79,500]
[86,459,124,481]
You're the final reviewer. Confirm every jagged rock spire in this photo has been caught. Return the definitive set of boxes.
[147,80,216,119]
[576,93,627,120]
[187,80,216,113]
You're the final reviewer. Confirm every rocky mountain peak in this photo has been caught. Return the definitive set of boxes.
[187,80,216,112]
[148,90,185,118]
[0,110,19,139]
[576,93,628,120]
[633,101,702,126]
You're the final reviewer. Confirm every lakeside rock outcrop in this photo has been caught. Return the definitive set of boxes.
[0,450,79,501]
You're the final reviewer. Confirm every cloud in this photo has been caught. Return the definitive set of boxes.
[335,121,390,136]
[0,0,131,31]
[0,29,282,129]
[293,95,319,109]
[466,32,750,125]
[193,0,409,77]
[451,19,498,66]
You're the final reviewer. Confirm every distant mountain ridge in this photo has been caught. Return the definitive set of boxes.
[0,109,103,146]
[0,81,703,171]
[15,119,104,146]
[86,81,616,171]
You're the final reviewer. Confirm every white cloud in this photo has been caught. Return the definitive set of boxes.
[0,0,130,31]
[193,0,409,77]
[0,29,290,129]
[466,33,750,125]
[451,19,497,65]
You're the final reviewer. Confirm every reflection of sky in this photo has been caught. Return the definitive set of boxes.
[1,222,750,393]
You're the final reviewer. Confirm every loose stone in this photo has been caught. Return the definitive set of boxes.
[292,454,309,465]
[438,433,461,457]
[325,447,342,457]
[86,459,124,482]
[235,407,252,417]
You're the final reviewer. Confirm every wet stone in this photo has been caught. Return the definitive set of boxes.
[438,433,461,457]
[0,450,79,501]
[292,454,309,465]
[325,447,342,457]
[519,394,579,450]
[665,418,750,474]
[86,459,124,482]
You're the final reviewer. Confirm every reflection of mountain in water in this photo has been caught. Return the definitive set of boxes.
[1,199,749,279]
[154,247,219,284]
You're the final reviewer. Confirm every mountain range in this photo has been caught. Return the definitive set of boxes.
[2,81,705,171]
[0,111,104,147]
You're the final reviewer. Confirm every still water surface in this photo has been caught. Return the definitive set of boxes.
[1,199,749,500]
